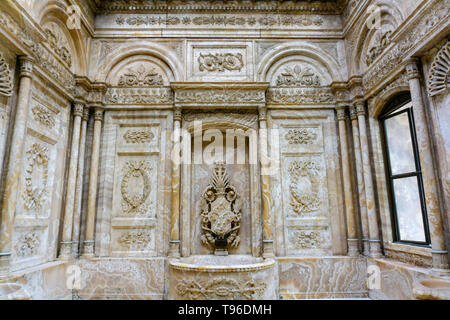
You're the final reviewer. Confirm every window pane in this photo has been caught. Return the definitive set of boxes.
[384,111,416,175]
[393,177,426,242]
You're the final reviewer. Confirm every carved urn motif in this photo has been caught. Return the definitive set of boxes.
[200,163,242,255]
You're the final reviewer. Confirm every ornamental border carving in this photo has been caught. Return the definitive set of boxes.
[104,87,173,105]
[0,51,13,97]
[288,160,321,216]
[267,87,335,105]
[23,143,49,211]
[121,160,152,215]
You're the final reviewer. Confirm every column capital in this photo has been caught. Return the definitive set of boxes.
[173,106,182,122]
[258,106,267,121]
[73,102,84,117]
[18,56,34,78]
[349,105,358,120]
[405,58,421,80]
[93,107,104,122]
[355,101,366,116]
[336,107,347,121]
[82,107,90,122]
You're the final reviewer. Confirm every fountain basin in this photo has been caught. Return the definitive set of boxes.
[413,279,450,300]
[168,255,277,300]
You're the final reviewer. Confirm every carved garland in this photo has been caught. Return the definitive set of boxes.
[23,143,49,211]
[198,53,244,72]
[121,160,152,215]
[176,278,266,300]
[0,52,13,97]
[428,40,450,97]
[288,160,321,215]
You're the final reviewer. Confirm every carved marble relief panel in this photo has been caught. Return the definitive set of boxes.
[98,111,171,258]
[270,110,339,256]
[187,42,253,81]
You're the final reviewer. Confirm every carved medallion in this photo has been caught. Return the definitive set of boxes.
[288,160,321,215]
[198,53,244,72]
[121,160,152,215]
[276,65,321,87]
[23,143,49,211]
[118,64,164,87]
[200,163,242,255]
[176,278,266,300]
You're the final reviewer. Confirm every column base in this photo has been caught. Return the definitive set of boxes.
[169,240,181,258]
[58,242,72,260]
[347,239,360,257]
[432,250,450,270]
[0,253,11,281]
[263,240,274,258]
[362,239,370,256]
[71,241,80,259]
[368,240,382,258]
[81,241,94,258]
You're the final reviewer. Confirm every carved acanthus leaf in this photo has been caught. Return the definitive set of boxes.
[198,53,244,72]
[276,65,321,87]
[123,129,154,144]
[285,128,317,145]
[44,22,72,67]
[118,64,164,87]
[32,104,55,128]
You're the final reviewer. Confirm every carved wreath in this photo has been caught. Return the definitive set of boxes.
[200,163,242,250]
[121,160,152,215]
[23,143,49,211]
[288,160,321,215]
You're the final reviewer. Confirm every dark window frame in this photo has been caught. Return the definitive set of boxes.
[379,92,431,246]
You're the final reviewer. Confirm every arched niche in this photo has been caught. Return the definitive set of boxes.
[256,42,344,84]
[106,55,174,87]
[38,1,87,75]
[352,1,403,75]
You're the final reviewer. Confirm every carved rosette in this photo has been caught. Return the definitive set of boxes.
[121,160,152,215]
[23,143,49,211]
[285,128,317,145]
[15,231,40,257]
[198,53,244,72]
[200,163,242,254]
[123,129,154,144]
[0,52,13,96]
[276,65,321,87]
[118,64,164,87]
[428,40,450,97]
[288,160,321,216]
[176,278,266,300]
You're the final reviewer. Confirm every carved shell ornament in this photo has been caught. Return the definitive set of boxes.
[200,163,242,254]
[428,40,450,97]
[0,52,13,97]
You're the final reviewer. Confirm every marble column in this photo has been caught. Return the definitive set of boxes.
[59,102,84,259]
[258,106,274,258]
[82,107,103,258]
[406,58,449,270]
[356,101,382,258]
[169,107,181,257]
[350,106,370,256]
[0,56,33,278]
[337,105,359,256]
[71,107,89,257]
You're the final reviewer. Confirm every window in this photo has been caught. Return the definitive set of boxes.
[380,92,430,245]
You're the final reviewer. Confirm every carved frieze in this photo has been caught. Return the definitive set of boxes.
[176,278,266,300]
[288,160,321,216]
[123,129,154,144]
[285,128,318,145]
[23,143,49,211]
[104,87,173,105]
[198,53,244,72]
[118,64,164,87]
[200,163,242,254]
[15,231,40,257]
[428,40,450,97]
[118,230,151,250]
[365,28,393,67]
[44,22,72,68]
[175,89,265,104]
[276,65,321,87]
[31,104,55,128]
[0,52,13,97]
[267,88,334,105]
[121,160,152,215]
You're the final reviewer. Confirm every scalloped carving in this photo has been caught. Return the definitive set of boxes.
[428,40,450,97]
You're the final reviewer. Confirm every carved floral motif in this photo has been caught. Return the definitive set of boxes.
[0,52,13,97]
[123,129,154,144]
[289,230,323,249]
[44,22,72,67]
[176,278,266,300]
[276,65,321,87]
[198,53,243,72]
[118,64,164,87]
[104,87,173,105]
[428,40,450,97]
[15,231,40,257]
[285,128,317,145]
[288,160,321,215]
[23,143,49,211]
[121,161,152,215]
[365,28,393,66]
[200,163,242,253]
[118,230,151,250]
[267,88,334,105]
[175,89,265,104]
[32,104,55,128]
